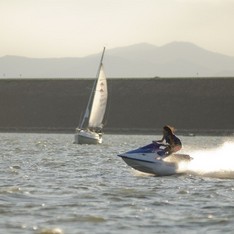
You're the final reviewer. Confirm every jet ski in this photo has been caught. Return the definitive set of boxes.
[117,142,192,176]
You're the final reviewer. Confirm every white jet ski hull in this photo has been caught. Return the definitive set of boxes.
[118,143,192,176]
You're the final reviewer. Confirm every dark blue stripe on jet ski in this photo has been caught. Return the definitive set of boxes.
[123,143,166,155]
[125,143,156,154]
[117,155,155,164]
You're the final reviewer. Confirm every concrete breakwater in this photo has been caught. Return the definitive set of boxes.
[0,77,233,135]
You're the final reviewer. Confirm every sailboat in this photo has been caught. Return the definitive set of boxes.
[74,48,108,144]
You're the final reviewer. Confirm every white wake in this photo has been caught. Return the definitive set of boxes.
[178,142,234,178]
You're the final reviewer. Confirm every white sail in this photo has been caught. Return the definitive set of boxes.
[88,64,108,128]
[74,47,107,145]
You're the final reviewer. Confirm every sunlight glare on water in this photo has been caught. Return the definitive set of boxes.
[0,133,234,234]
[179,141,234,178]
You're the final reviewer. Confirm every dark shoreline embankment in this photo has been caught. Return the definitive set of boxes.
[0,77,233,135]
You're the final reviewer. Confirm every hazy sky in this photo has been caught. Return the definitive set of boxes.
[1,0,234,58]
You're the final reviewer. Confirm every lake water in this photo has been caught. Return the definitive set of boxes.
[0,133,234,234]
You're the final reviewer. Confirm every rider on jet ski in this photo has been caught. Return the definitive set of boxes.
[156,125,182,155]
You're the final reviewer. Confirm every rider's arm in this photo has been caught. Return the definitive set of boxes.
[157,135,165,142]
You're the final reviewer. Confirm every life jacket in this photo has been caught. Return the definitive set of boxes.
[165,134,182,146]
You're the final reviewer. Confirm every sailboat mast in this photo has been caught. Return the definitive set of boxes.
[79,47,106,129]
[96,47,105,77]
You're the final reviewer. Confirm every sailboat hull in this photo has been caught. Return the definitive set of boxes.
[74,130,102,145]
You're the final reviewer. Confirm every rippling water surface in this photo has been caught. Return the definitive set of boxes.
[0,133,234,234]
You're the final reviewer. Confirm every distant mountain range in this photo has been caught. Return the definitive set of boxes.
[1,42,234,78]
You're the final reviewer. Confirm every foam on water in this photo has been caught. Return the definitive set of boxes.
[178,141,234,178]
